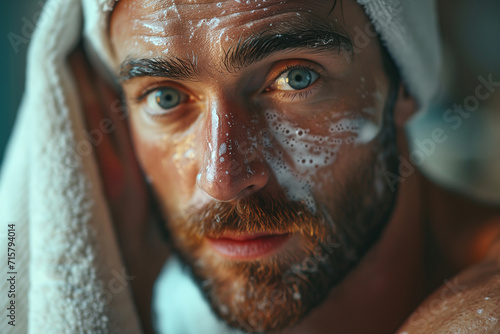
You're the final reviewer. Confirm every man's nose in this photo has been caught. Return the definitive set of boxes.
[197,100,270,201]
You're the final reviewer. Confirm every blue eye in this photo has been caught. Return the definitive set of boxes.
[145,87,187,116]
[155,88,181,109]
[287,69,313,90]
[274,67,319,91]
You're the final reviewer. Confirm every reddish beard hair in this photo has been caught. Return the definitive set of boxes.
[165,193,352,332]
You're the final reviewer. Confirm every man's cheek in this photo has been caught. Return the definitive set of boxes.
[131,132,177,197]
[130,119,157,170]
[133,137,160,175]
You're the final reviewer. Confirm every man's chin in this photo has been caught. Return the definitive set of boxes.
[174,233,345,333]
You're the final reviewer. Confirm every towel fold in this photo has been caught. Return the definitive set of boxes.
[0,0,141,333]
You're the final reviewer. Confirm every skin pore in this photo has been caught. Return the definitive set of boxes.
[103,0,500,333]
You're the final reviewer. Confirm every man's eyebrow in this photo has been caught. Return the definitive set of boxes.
[119,23,352,82]
[119,56,199,82]
[223,26,353,72]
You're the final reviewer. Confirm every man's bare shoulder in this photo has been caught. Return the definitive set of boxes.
[398,259,500,333]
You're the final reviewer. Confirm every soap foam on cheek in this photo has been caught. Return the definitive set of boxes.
[263,110,380,214]
[356,120,382,144]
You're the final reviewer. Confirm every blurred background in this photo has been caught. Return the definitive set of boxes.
[1,1,42,166]
[408,0,500,203]
[1,0,499,202]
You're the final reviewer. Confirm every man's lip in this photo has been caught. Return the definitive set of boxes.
[209,232,287,241]
[206,233,292,260]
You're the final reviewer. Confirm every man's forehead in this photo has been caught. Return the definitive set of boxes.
[112,0,340,37]
[127,0,334,15]
[110,0,348,62]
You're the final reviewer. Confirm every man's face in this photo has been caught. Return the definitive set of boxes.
[111,0,399,331]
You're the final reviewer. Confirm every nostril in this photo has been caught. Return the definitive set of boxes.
[240,185,257,197]
[246,185,256,191]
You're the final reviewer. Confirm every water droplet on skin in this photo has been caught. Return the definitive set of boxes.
[219,143,227,156]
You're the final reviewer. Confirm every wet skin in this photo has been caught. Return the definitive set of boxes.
[102,0,500,333]
[111,0,388,217]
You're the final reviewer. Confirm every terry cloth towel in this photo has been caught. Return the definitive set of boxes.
[0,0,142,333]
[0,0,442,333]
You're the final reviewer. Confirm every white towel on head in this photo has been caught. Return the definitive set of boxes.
[357,0,442,109]
[0,0,141,333]
[0,0,442,333]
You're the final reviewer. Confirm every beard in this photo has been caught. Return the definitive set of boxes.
[160,99,400,332]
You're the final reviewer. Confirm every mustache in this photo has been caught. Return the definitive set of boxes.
[171,193,328,239]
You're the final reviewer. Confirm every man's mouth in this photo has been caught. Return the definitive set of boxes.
[206,232,292,260]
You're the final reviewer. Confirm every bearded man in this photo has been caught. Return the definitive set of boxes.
[1,0,499,333]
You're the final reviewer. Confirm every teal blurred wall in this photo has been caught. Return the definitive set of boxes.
[0,1,40,166]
